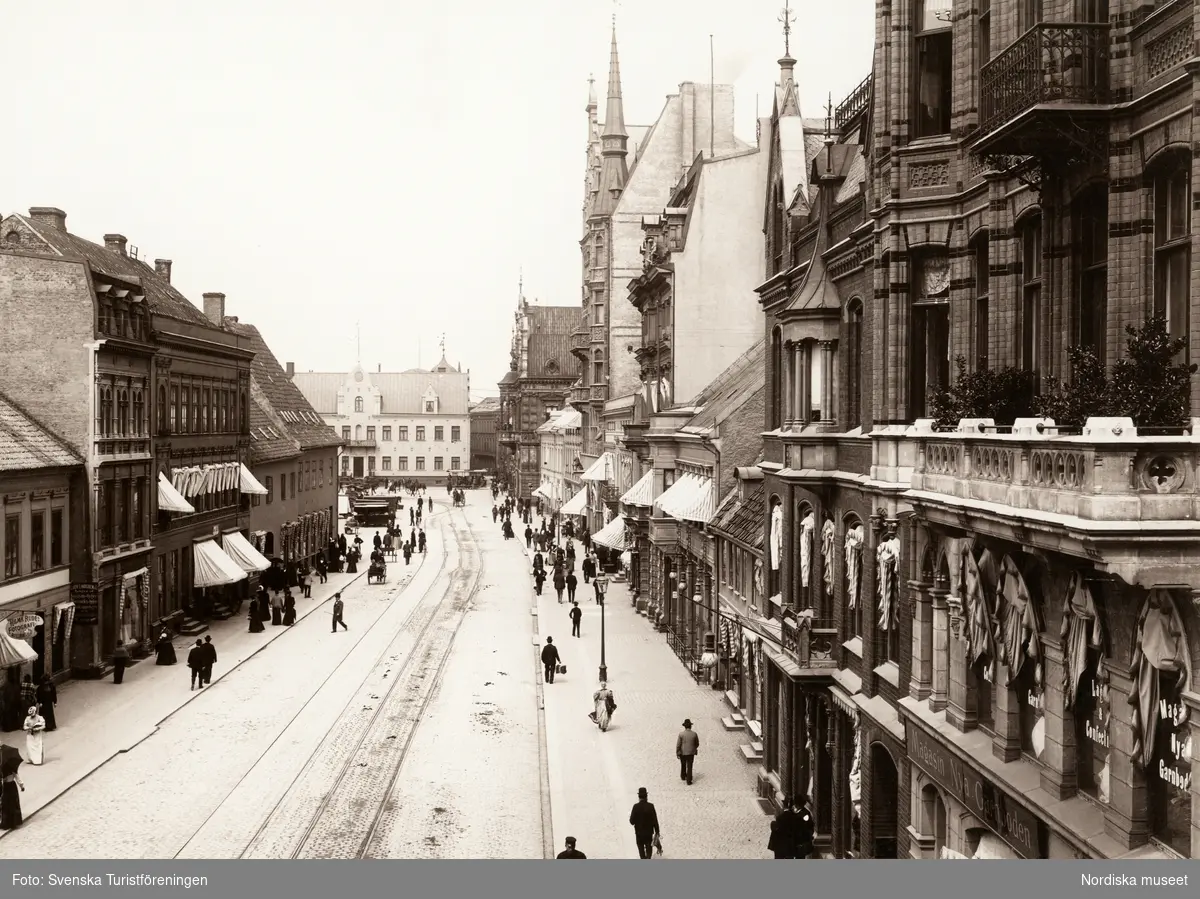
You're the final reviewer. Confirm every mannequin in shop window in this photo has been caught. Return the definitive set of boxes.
[821,515,835,599]
[768,498,783,598]
[799,508,815,594]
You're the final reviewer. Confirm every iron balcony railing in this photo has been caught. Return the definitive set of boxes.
[834,73,872,131]
[978,22,1110,137]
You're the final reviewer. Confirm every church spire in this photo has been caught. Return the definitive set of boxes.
[775,2,801,118]
[594,19,629,217]
[587,73,598,117]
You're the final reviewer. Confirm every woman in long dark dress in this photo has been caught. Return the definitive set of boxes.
[154,631,177,666]
[248,605,265,633]
[0,765,23,829]
[282,595,297,626]
[346,550,358,574]
[35,676,57,732]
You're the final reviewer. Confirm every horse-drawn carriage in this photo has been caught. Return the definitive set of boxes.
[367,557,388,584]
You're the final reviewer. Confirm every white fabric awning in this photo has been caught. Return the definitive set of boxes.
[239,463,269,496]
[0,626,38,668]
[580,452,614,482]
[560,487,588,516]
[158,472,195,514]
[675,476,715,523]
[532,484,552,500]
[193,539,248,588]
[591,515,628,551]
[222,530,271,572]
[655,473,700,519]
[620,470,655,507]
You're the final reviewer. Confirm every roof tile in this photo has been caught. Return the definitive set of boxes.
[709,484,764,551]
[0,391,82,473]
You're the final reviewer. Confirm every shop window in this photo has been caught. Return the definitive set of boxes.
[30,511,44,572]
[910,253,951,419]
[1075,186,1108,364]
[1017,215,1043,377]
[1015,658,1045,762]
[1152,153,1191,357]
[354,396,364,413]
[1073,654,1110,802]
[972,233,989,368]
[913,0,952,139]
[1147,667,1191,856]
[50,508,63,567]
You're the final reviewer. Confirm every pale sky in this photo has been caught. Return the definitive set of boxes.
[1,1,872,399]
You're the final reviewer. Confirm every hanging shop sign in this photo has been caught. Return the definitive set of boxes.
[5,611,42,641]
[70,582,100,625]
[907,725,1044,859]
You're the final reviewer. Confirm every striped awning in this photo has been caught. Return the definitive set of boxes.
[193,539,248,588]
[580,452,614,482]
[560,487,588,516]
[591,515,628,551]
[620,470,655,507]
[532,484,552,500]
[239,464,269,496]
[157,472,195,514]
[655,473,715,522]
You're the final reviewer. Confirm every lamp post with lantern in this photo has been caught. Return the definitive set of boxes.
[595,575,609,683]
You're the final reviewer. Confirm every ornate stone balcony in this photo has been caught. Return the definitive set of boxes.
[568,385,590,409]
[975,22,1110,158]
[346,439,376,449]
[589,384,607,403]
[570,326,589,356]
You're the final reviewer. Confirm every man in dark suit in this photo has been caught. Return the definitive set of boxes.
[540,637,561,684]
[556,836,586,859]
[628,787,660,859]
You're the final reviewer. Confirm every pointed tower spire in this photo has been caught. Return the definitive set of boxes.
[594,20,629,217]
[587,73,598,116]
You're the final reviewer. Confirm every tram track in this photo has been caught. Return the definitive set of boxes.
[232,504,482,859]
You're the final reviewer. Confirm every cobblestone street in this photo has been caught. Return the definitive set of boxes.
[0,493,770,859]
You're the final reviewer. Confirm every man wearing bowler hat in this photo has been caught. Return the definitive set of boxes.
[676,718,700,785]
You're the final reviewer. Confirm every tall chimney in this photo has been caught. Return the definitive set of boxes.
[202,292,226,326]
[154,258,173,282]
[28,207,67,231]
[103,234,128,256]
[286,362,295,377]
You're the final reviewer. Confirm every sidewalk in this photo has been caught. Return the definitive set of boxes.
[2,567,366,820]
[526,544,771,859]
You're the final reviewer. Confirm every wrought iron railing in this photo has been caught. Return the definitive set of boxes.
[834,74,872,131]
[979,23,1110,136]
[667,628,704,681]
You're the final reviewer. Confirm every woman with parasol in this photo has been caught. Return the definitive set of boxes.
[0,742,24,829]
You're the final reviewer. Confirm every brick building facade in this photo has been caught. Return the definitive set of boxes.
[469,397,500,474]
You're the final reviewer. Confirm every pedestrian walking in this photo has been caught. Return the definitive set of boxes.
[590,681,615,731]
[403,542,412,565]
[534,568,546,596]
[794,797,815,859]
[0,759,25,830]
[315,555,328,583]
[410,508,416,527]
[300,568,312,599]
[271,591,284,626]
[566,571,578,603]
[540,637,560,684]
[19,676,35,712]
[111,642,130,684]
[532,551,544,573]
[187,639,205,690]
[331,594,348,631]
[154,631,177,665]
[373,532,382,551]
[248,603,265,633]
[768,796,811,858]
[524,525,533,548]
[427,496,432,513]
[492,505,498,523]
[34,676,56,732]
[283,594,297,626]
[629,788,660,859]
[570,601,582,637]
[201,635,217,685]
[582,554,595,584]
[553,570,566,603]
[419,530,427,554]
[676,719,699,785]
[556,837,586,859]
[22,707,45,765]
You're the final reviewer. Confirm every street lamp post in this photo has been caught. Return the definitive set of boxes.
[595,575,609,682]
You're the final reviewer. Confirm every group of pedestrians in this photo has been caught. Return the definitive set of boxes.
[186,636,218,690]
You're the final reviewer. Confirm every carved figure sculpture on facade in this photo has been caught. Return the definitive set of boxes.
[820,515,835,597]
[843,522,864,609]
[1127,589,1193,769]
[875,525,900,631]
[848,715,862,821]
[768,498,784,605]
[799,508,815,589]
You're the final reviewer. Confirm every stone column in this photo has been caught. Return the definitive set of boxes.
[819,340,836,423]
[991,662,1022,762]
[797,343,810,425]
[1102,666,1149,849]
[909,577,934,701]
[945,593,977,730]
[783,341,795,429]
[929,583,949,711]
[1038,640,1077,799]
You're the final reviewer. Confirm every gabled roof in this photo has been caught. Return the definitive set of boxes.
[247,392,302,465]
[708,484,764,552]
[526,305,580,379]
[680,339,766,434]
[0,391,82,473]
[221,319,340,455]
[470,396,501,414]
[6,214,213,326]
[291,369,471,416]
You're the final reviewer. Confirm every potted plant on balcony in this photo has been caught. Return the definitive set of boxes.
[930,358,1036,429]
[1035,318,1196,430]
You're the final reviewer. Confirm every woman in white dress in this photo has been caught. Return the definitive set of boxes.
[23,707,45,766]
[590,682,615,732]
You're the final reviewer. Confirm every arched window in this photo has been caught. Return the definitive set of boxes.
[354,395,364,413]
[1074,186,1108,363]
[847,300,864,427]
[919,783,948,857]
[98,386,113,437]
[116,389,128,436]
[770,327,784,429]
[1151,150,1191,356]
[171,385,179,432]
[132,389,144,436]
[264,531,275,556]
[157,385,168,433]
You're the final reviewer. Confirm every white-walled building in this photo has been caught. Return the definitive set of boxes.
[292,356,470,484]
[536,406,582,510]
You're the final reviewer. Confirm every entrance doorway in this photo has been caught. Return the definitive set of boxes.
[870,743,899,858]
[353,456,364,477]
[31,622,45,682]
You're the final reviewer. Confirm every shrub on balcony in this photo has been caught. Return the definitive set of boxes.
[929,357,1036,428]
[1034,318,1196,430]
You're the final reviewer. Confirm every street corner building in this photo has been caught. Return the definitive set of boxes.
[542,0,1200,863]
[292,356,470,487]
[497,294,580,499]
[0,207,277,676]
[209,296,342,592]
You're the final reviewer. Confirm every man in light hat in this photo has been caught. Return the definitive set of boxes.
[676,718,700,785]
